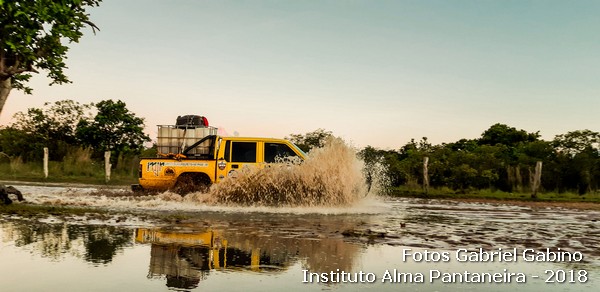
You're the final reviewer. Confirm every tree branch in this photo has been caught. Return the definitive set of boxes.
[0,50,4,74]
[0,54,39,78]
[5,58,35,75]
[83,20,100,34]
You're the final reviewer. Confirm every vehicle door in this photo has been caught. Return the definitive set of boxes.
[215,140,259,181]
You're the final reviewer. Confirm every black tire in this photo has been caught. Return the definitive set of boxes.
[173,174,211,195]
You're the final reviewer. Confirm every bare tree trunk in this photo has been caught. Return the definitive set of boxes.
[0,77,12,116]
[423,156,429,194]
[515,166,523,193]
[530,161,542,198]
[506,166,514,192]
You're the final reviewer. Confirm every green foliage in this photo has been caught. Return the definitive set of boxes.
[7,100,91,160]
[3,119,599,196]
[0,0,101,91]
[59,146,96,177]
[286,128,333,152]
[140,144,158,158]
[361,124,600,195]
[0,99,149,169]
[479,123,540,147]
[76,100,150,158]
[552,129,600,156]
[0,155,137,185]
[0,126,43,161]
[357,146,389,191]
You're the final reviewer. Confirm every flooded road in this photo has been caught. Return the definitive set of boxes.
[1,184,599,291]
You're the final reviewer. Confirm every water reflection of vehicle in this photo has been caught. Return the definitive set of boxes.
[135,228,290,290]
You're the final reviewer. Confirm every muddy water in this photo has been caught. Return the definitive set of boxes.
[1,184,599,291]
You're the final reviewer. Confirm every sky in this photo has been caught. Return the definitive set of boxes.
[1,0,599,149]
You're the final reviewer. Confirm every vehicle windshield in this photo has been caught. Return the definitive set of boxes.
[291,143,308,159]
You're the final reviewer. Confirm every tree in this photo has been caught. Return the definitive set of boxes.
[12,100,91,143]
[551,130,600,194]
[76,99,150,158]
[479,123,539,147]
[286,128,333,152]
[6,100,91,159]
[394,138,432,187]
[552,130,600,157]
[358,145,388,191]
[82,226,132,264]
[447,138,479,152]
[0,0,101,115]
[0,126,42,161]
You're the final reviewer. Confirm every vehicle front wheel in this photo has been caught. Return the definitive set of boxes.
[173,174,211,195]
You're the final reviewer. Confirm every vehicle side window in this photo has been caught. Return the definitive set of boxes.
[231,142,257,163]
[264,143,298,163]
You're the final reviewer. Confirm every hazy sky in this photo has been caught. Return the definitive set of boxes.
[1,0,599,149]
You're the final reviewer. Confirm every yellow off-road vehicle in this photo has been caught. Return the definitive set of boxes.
[132,123,306,194]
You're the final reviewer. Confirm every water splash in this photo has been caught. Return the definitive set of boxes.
[197,137,369,207]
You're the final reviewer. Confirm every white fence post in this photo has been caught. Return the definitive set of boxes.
[105,151,111,183]
[43,147,49,178]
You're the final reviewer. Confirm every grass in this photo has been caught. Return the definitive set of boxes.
[0,203,104,217]
[0,199,199,224]
[388,186,600,204]
[0,149,139,186]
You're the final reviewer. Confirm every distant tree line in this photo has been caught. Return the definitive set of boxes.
[3,102,598,195]
[0,99,150,164]
[290,124,600,195]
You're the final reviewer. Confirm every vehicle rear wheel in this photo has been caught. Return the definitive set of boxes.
[173,174,211,195]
